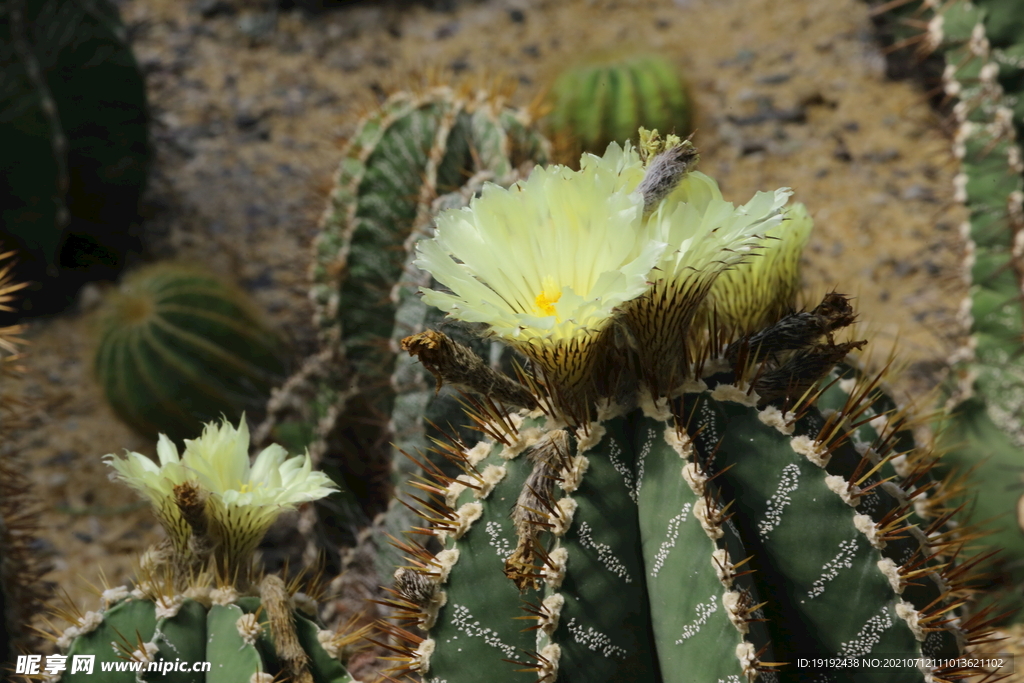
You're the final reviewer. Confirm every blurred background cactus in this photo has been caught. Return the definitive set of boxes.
[0,0,151,317]
[545,54,693,162]
[93,263,289,445]
[874,0,1024,623]
[261,82,550,552]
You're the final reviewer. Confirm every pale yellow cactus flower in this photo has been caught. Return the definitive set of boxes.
[105,417,336,574]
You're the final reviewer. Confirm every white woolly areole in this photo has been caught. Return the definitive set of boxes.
[869,414,889,436]
[595,398,628,422]
[790,435,830,467]
[183,585,212,605]
[758,406,795,435]
[101,586,130,609]
[682,462,707,496]
[421,589,447,631]
[543,547,569,589]
[881,481,909,507]
[676,378,708,395]
[210,586,239,606]
[539,643,562,681]
[694,499,724,540]
[722,591,749,634]
[236,612,262,646]
[412,639,436,674]
[465,440,493,466]
[896,601,925,641]
[837,378,857,395]
[291,591,318,617]
[434,548,460,584]
[540,594,565,636]
[639,386,672,420]
[154,594,184,620]
[450,502,483,541]
[736,641,758,678]
[664,427,693,459]
[251,673,275,683]
[575,423,607,454]
[825,475,859,507]
[57,626,81,651]
[444,480,470,509]
[889,454,911,478]
[551,498,578,536]
[57,610,105,650]
[878,558,904,594]
[132,641,160,664]
[710,383,759,407]
[712,549,735,588]
[131,582,152,600]
[479,465,507,498]
[503,427,546,459]
[318,629,340,659]
[854,514,886,549]
[560,455,590,493]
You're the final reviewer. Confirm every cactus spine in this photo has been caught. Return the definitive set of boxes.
[372,135,991,682]
[93,263,289,444]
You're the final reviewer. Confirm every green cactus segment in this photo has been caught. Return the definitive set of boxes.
[56,595,354,683]
[903,0,1024,607]
[203,603,263,683]
[546,416,659,683]
[548,55,692,155]
[60,599,157,683]
[422,428,542,681]
[0,0,150,288]
[94,264,288,443]
[633,414,761,682]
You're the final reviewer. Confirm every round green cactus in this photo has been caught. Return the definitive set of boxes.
[546,54,693,158]
[93,263,288,443]
[0,0,151,313]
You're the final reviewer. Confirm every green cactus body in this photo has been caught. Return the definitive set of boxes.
[295,84,549,525]
[384,371,971,682]
[0,0,150,309]
[55,591,353,683]
[93,263,288,443]
[547,55,692,157]
[880,0,1024,612]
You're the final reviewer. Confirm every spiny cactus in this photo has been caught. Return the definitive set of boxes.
[370,134,993,682]
[0,0,150,313]
[546,55,693,162]
[876,0,1024,618]
[42,417,357,682]
[263,83,549,534]
[93,263,289,444]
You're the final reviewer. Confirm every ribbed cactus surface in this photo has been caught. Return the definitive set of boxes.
[547,55,692,159]
[0,0,150,311]
[94,263,288,444]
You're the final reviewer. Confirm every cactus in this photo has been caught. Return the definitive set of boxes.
[0,0,150,312]
[261,83,549,534]
[368,134,994,682]
[42,417,357,682]
[93,263,289,445]
[872,0,1024,618]
[546,55,693,161]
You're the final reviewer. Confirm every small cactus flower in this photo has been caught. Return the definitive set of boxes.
[105,417,336,577]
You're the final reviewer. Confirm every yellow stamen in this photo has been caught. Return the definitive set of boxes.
[534,287,562,317]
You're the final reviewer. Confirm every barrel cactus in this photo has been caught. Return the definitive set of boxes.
[93,263,289,444]
[261,83,550,533]
[371,133,994,682]
[41,417,357,682]
[546,55,693,161]
[873,0,1024,619]
[0,0,150,313]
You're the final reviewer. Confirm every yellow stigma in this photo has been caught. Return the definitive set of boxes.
[534,278,562,317]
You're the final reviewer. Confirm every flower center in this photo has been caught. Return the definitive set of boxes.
[533,279,562,317]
